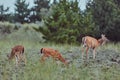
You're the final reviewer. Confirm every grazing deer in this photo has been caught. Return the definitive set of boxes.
[82,34,109,59]
[7,45,26,66]
[40,48,68,65]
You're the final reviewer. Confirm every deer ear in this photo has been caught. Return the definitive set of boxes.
[101,34,105,37]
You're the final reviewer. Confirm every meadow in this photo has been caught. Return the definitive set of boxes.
[0,41,120,80]
[0,22,120,80]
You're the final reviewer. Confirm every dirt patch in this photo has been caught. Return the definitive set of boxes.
[65,49,120,67]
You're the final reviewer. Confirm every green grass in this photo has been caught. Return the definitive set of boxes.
[0,22,120,80]
[0,40,120,80]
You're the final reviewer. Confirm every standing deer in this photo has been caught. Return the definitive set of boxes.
[40,48,68,66]
[7,45,26,66]
[82,34,109,60]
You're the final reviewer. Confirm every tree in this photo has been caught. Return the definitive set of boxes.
[14,0,30,23]
[0,5,10,21]
[35,0,85,44]
[86,0,120,41]
[30,0,50,22]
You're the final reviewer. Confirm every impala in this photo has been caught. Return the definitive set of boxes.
[7,45,26,66]
[40,48,68,65]
[82,34,109,59]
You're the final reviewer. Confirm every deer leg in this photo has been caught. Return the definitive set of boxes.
[21,53,27,65]
[57,55,64,63]
[18,54,22,65]
[52,56,57,62]
[93,49,96,59]
[23,55,26,64]
[55,54,68,66]
[15,55,19,66]
[40,55,47,62]
[86,47,89,60]
[82,47,85,59]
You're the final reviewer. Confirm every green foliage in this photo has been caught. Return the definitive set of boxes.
[81,10,96,37]
[39,0,86,44]
[87,0,120,41]
[36,0,96,44]
[0,5,10,21]
[0,22,15,33]
[30,0,50,22]
[0,22,44,42]
[0,41,120,80]
[1,0,120,42]
[14,0,30,23]
[34,0,50,10]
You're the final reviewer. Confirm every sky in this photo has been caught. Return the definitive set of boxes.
[0,0,87,13]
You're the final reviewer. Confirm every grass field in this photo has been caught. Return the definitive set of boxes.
[0,40,120,80]
[0,22,120,80]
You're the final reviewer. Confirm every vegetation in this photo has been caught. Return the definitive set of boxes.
[0,5,10,21]
[0,0,120,79]
[14,0,30,23]
[86,0,120,41]
[0,0,120,43]
[37,0,82,44]
[0,22,44,42]
[30,0,50,22]
[0,39,120,80]
[0,22,119,80]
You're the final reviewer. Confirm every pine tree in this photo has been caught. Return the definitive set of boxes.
[36,0,83,44]
[0,5,10,21]
[87,0,120,41]
[14,0,30,23]
[30,0,50,22]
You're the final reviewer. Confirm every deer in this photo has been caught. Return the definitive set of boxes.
[7,45,26,66]
[40,48,68,66]
[82,34,109,60]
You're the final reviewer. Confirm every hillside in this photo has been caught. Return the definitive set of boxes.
[0,22,120,80]
[0,22,44,43]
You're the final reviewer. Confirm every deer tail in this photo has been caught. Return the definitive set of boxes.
[82,37,86,47]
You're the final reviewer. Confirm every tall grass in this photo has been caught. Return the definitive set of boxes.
[0,40,120,80]
[0,22,120,80]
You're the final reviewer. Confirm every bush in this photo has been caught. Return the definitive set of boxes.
[35,0,84,44]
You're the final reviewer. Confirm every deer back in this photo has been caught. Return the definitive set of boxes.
[82,36,99,49]
[8,45,24,60]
